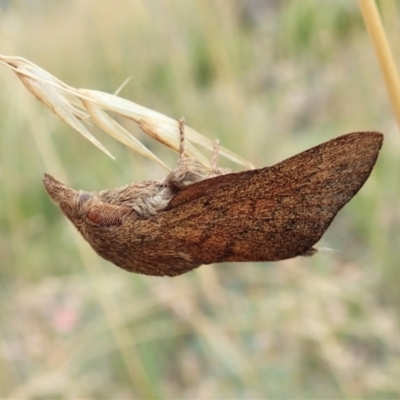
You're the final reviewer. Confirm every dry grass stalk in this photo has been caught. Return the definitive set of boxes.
[358,0,400,132]
[0,55,254,170]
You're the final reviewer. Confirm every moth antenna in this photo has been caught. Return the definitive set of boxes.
[211,139,220,169]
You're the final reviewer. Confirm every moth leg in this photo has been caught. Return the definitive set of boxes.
[211,139,220,170]
[178,116,187,164]
[166,118,231,193]
[210,138,232,176]
[178,117,227,174]
[165,117,209,191]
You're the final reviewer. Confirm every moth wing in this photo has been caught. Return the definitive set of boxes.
[161,131,383,264]
[166,170,256,210]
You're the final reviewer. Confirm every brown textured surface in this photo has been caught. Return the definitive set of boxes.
[43,131,383,277]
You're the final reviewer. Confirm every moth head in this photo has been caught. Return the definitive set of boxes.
[43,174,95,231]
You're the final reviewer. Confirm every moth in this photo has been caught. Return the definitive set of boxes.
[43,120,383,276]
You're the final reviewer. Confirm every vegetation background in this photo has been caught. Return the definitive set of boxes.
[0,0,399,398]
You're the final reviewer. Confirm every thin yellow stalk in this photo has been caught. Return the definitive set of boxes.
[358,0,400,132]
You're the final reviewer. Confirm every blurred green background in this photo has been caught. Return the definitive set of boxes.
[1,0,400,398]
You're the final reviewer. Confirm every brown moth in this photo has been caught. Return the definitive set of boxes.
[43,121,383,277]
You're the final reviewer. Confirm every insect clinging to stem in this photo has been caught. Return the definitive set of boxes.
[43,119,383,276]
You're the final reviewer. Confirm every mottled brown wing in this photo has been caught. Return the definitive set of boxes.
[159,131,383,265]
[166,170,257,210]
